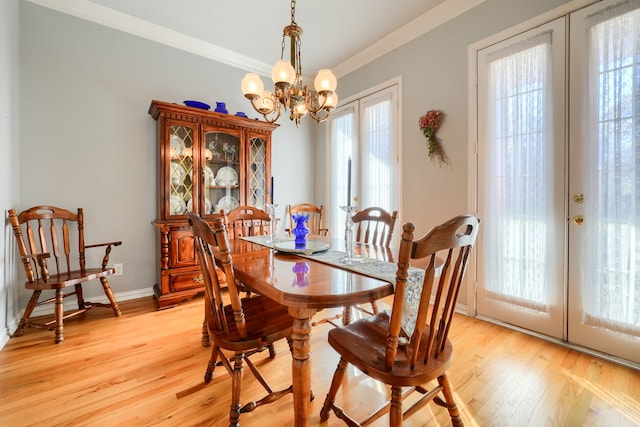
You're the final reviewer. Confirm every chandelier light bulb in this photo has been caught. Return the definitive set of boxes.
[258,91,275,113]
[272,60,296,86]
[241,73,264,98]
[320,92,339,109]
[314,69,337,93]
[294,102,308,116]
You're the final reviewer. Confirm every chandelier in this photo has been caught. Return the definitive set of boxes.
[240,0,338,126]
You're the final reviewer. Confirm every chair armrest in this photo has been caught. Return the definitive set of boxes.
[85,241,122,249]
[21,252,51,282]
[85,241,122,269]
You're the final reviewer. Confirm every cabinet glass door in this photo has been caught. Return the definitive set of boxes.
[248,136,268,209]
[169,125,194,216]
[204,130,241,214]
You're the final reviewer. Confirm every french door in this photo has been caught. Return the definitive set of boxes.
[476,0,640,365]
[476,18,567,339]
[567,0,640,363]
[327,84,400,239]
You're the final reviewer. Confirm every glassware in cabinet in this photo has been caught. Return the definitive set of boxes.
[204,130,241,214]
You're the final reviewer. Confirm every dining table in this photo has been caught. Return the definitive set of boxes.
[217,235,401,427]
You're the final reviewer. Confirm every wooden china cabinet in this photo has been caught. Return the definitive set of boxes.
[149,100,278,309]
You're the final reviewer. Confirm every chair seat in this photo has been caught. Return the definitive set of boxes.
[24,268,115,290]
[209,295,294,352]
[327,310,453,388]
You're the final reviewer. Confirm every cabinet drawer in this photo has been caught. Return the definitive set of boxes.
[169,270,203,292]
[168,267,226,293]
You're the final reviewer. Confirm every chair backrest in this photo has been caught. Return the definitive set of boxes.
[352,207,398,248]
[288,203,327,236]
[188,213,247,338]
[225,205,270,240]
[387,215,479,370]
[8,206,86,283]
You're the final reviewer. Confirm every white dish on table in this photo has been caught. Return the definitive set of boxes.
[274,240,330,255]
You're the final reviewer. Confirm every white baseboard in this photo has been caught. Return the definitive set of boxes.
[1,287,155,351]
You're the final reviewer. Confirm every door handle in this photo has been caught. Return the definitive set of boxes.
[573,215,584,225]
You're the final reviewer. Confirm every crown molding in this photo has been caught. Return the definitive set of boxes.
[24,0,484,79]
[333,0,486,77]
[23,0,273,76]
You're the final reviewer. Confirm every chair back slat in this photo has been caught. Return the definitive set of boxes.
[8,206,83,282]
[388,215,479,371]
[189,213,247,338]
[49,218,61,274]
[352,207,398,248]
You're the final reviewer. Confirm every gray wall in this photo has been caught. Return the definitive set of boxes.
[2,0,575,346]
[1,0,21,348]
[8,2,315,328]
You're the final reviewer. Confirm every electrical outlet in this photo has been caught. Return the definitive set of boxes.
[113,263,123,276]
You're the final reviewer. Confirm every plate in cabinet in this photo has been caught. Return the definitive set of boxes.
[217,196,239,213]
[216,166,238,186]
[170,162,186,185]
[204,166,215,185]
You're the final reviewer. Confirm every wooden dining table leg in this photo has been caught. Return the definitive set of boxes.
[288,307,317,427]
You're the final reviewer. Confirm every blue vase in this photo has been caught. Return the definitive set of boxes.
[292,214,310,248]
[214,102,228,114]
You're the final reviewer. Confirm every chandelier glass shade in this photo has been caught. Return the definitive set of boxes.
[241,0,338,126]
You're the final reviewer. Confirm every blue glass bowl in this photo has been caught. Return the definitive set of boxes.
[184,100,210,110]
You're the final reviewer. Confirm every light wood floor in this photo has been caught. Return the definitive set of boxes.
[1,295,639,427]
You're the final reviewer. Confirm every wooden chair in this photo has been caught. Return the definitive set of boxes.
[8,205,122,344]
[225,205,271,239]
[287,203,329,236]
[320,214,479,426]
[188,213,294,426]
[348,207,398,320]
[353,206,398,247]
[313,207,398,327]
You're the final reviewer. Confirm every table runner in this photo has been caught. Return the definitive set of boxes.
[239,235,424,338]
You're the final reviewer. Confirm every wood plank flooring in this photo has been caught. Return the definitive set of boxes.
[0,295,638,426]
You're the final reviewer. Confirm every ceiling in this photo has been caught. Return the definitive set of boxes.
[27,0,483,78]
